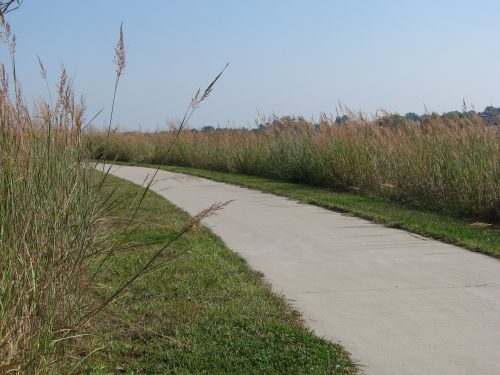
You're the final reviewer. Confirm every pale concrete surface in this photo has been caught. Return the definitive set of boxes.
[99,164,500,375]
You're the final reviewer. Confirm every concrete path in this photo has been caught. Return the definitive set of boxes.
[100,164,500,375]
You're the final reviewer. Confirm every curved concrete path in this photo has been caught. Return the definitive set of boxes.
[99,164,500,375]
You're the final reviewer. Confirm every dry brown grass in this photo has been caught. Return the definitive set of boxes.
[0,66,99,374]
[1,14,231,371]
[87,114,500,222]
[0,18,123,373]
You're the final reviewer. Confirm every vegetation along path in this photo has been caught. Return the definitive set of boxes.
[99,163,500,375]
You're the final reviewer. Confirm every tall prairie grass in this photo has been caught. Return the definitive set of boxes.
[1,16,120,372]
[87,114,500,222]
[0,11,228,370]
[0,70,104,372]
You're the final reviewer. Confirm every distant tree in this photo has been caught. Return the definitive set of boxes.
[404,112,420,122]
[482,106,492,113]
[480,106,500,116]
[201,125,215,132]
[391,114,406,126]
[335,115,349,124]
[478,106,500,125]
[443,111,464,119]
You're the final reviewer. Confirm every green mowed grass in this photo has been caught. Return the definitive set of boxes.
[120,162,500,258]
[82,174,355,374]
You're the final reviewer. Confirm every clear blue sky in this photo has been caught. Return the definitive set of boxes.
[5,0,500,130]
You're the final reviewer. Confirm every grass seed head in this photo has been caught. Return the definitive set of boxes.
[113,22,126,78]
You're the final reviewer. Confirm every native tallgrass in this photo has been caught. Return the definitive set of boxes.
[0,18,112,373]
[87,114,500,221]
[0,62,97,375]
[1,12,228,371]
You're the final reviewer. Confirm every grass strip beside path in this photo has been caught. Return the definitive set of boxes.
[83,173,355,374]
[120,162,500,258]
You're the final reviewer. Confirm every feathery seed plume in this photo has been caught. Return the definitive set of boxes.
[113,23,126,77]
